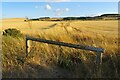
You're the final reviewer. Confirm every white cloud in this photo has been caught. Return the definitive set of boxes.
[55,9,63,16]
[55,8,70,16]
[64,8,69,12]
[45,4,52,10]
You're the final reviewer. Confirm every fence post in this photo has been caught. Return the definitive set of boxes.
[26,37,31,57]
[96,51,103,77]
[26,38,28,57]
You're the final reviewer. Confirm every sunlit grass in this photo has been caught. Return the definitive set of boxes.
[2,19,119,78]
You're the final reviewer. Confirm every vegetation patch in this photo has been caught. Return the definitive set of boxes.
[3,28,24,38]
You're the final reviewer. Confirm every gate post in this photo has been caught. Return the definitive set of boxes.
[96,52,103,77]
[26,37,28,57]
[26,37,31,57]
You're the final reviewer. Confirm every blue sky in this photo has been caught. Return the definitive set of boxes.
[2,2,118,18]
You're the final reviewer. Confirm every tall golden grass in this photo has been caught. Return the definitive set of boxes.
[1,18,119,78]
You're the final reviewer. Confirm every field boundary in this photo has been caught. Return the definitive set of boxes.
[26,35,104,76]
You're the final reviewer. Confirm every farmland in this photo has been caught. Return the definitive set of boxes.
[1,18,120,78]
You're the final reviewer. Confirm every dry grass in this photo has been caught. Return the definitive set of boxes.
[1,18,120,78]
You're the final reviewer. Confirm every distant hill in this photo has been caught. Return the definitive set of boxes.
[63,14,120,20]
[24,14,120,22]
[97,14,120,20]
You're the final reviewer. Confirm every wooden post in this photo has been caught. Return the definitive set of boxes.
[26,38,28,57]
[26,38,31,57]
[96,52,103,78]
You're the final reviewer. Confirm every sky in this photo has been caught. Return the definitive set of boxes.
[2,2,118,18]
[2,0,119,2]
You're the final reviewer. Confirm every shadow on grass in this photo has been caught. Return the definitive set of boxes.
[2,59,90,78]
[2,55,120,78]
